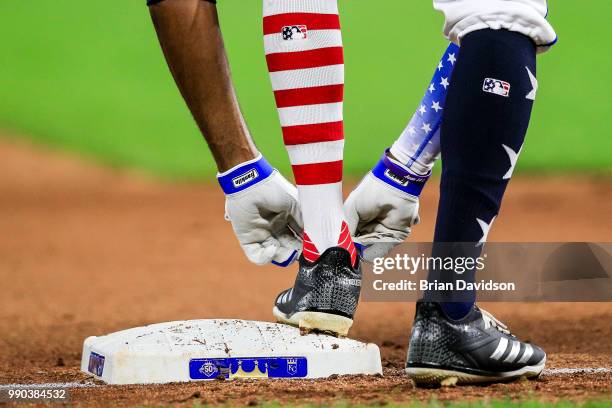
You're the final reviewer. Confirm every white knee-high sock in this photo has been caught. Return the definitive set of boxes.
[263,0,356,265]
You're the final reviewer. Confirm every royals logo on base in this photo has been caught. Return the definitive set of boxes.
[286,358,298,375]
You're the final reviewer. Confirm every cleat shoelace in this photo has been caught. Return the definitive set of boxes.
[481,309,513,336]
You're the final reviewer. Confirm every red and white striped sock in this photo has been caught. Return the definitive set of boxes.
[263,0,356,266]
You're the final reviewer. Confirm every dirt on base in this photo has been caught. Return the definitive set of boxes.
[0,137,611,406]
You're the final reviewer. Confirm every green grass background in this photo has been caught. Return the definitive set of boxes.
[0,1,610,179]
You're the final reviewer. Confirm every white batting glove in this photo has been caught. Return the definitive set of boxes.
[344,151,430,261]
[218,155,302,266]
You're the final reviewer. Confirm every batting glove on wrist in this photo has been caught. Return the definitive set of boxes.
[344,150,430,261]
[218,155,303,267]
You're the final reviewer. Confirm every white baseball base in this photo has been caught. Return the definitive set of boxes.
[81,319,382,384]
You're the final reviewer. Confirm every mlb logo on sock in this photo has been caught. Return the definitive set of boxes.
[282,25,308,41]
[483,78,511,97]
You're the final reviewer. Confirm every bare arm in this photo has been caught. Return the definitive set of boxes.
[149,0,256,172]
[148,0,302,266]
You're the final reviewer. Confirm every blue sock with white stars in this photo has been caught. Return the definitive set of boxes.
[427,29,538,320]
[389,43,459,175]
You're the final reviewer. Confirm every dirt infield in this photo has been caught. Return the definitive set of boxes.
[0,138,611,406]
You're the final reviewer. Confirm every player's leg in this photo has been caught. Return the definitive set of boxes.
[344,44,458,261]
[406,0,555,385]
[427,0,555,321]
[263,0,355,264]
[148,0,302,266]
[425,29,539,317]
[263,0,360,336]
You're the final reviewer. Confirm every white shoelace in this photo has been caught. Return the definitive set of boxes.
[481,308,513,336]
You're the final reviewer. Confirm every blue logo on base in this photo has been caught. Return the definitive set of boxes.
[88,352,105,377]
[189,357,307,380]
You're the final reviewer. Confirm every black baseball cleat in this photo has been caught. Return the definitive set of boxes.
[273,247,361,337]
[405,301,546,385]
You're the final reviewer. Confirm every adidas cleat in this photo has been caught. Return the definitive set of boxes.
[273,247,361,337]
[406,301,546,386]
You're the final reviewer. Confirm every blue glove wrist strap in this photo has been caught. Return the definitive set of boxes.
[217,155,274,195]
[371,150,430,197]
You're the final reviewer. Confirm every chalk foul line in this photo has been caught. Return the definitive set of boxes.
[542,367,612,376]
[0,382,98,389]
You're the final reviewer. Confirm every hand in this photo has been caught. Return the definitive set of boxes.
[218,156,303,266]
[344,154,429,261]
